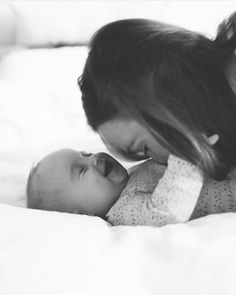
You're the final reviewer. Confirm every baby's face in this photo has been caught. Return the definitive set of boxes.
[36,149,129,217]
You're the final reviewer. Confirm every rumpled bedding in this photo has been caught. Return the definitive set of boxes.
[0,204,236,295]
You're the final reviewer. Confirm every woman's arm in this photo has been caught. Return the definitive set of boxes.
[107,155,203,226]
[143,155,203,226]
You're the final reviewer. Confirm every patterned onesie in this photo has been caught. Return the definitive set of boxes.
[106,155,236,226]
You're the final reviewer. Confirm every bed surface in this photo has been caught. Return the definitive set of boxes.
[1,204,236,295]
[1,1,236,294]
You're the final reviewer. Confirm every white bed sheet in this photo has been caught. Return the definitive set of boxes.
[0,204,236,295]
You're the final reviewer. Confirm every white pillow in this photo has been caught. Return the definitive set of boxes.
[0,78,106,206]
[0,46,136,159]
[0,46,131,207]
[0,47,104,151]
[6,1,167,46]
[0,47,104,206]
[2,1,236,47]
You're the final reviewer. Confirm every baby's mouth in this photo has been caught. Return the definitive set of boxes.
[104,160,113,177]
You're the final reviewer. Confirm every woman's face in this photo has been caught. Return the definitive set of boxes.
[98,119,169,164]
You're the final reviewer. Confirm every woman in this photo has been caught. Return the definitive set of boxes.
[79,13,236,182]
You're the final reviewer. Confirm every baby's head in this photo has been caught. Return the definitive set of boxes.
[26,149,129,218]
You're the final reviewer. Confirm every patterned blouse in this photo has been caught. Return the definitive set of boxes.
[106,155,236,226]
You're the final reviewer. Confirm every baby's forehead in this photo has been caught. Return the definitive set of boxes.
[33,149,83,188]
[37,152,65,172]
[39,149,80,167]
[33,163,67,194]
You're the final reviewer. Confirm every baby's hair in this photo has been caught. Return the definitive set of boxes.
[26,162,64,212]
[79,13,236,180]
[26,163,44,209]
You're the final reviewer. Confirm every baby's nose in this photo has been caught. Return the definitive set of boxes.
[87,154,98,166]
[80,151,92,157]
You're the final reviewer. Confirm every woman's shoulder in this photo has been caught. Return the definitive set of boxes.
[125,159,166,194]
[128,158,166,174]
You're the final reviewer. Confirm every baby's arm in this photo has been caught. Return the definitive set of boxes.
[107,155,203,226]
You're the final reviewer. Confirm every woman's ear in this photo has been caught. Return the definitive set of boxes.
[207,134,219,146]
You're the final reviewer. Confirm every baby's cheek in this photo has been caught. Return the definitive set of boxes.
[104,181,122,200]
[92,176,122,202]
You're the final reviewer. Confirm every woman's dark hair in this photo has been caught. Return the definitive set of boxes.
[79,13,236,180]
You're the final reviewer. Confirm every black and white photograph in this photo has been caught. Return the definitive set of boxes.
[1,1,236,294]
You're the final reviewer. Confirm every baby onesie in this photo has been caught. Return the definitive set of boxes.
[106,155,236,226]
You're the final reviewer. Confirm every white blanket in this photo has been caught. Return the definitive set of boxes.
[0,204,236,295]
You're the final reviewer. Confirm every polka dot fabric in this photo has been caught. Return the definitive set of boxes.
[107,155,236,226]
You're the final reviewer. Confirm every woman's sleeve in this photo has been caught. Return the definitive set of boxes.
[107,155,203,226]
[143,155,203,226]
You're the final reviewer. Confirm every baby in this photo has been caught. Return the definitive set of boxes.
[27,149,129,218]
[26,148,204,226]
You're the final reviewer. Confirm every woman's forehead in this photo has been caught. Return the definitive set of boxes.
[98,120,142,147]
